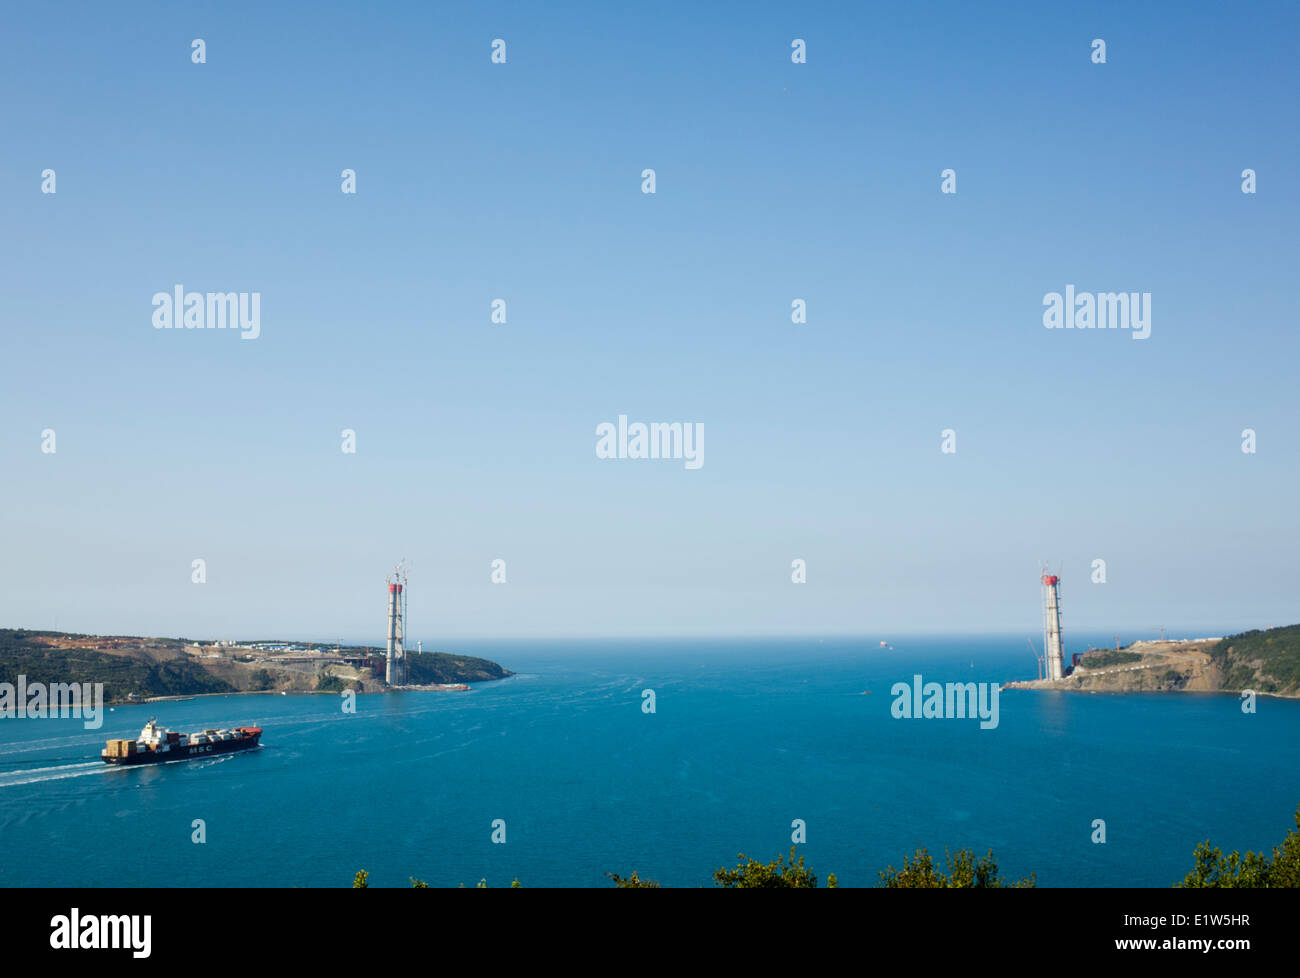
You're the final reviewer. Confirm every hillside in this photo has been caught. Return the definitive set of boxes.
[406,651,513,684]
[1006,623,1300,698]
[1210,625,1300,695]
[0,629,512,703]
[0,629,235,702]
[1065,639,1221,693]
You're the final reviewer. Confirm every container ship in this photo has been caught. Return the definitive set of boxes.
[101,718,262,766]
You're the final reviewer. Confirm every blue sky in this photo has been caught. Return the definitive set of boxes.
[1,1,1297,642]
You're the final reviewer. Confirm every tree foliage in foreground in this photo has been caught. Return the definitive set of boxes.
[356,807,1300,888]
[606,870,663,888]
[1178,805,1300,888]
[713,847,836,888]
[877,847,1035,888]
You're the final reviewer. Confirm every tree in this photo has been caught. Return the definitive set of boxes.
[713,847,822,888]
[352,870,369,889]
[877,847,1035,888]
[606,870,662,888]
[1178,805,1300,888]
[315,672,345,693]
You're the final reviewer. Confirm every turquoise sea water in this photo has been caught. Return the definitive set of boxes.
[2,636,1298,888]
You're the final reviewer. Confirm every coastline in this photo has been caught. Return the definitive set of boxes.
[135,683,479,704]
[1002,681,1300,700]
[1002,635,1299,700]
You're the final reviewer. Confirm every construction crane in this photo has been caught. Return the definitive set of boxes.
[386,559,409,588]
[1027,636,1044,681]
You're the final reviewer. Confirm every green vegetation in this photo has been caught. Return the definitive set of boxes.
[607,870,662,888]
[1211,624,1300,694]
[0,628,515,698]
[878,847,1034,888]
[1159,668,1187,688]
[1080,650,1142,669]
[361,815,1300,887]
[713,847,835,888]
[1178,805,1300,888]
[314,672,347,693]
[0,629,234,703]
[405,650,514,684]
[366,874,525,887]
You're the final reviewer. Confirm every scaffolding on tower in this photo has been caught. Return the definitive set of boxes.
[385,560,409,686]
[1039,562,1065,681]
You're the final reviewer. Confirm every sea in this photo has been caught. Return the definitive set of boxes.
[2,635,1297,888]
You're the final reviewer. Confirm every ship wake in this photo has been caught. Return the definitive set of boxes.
[0,760,108,789]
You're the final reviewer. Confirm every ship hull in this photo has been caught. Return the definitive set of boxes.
[102,734,261,765]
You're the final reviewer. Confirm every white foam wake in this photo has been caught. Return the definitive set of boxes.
[0,761,107,788]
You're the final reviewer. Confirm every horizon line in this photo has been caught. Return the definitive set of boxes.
[3,624,1261,645]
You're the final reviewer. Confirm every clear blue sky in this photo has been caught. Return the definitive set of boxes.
[1,1,1297,642]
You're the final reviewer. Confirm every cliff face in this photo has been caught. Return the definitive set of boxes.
[0,630,236,702]
[1065,640,1221,693]
[1006,625,1300,699]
